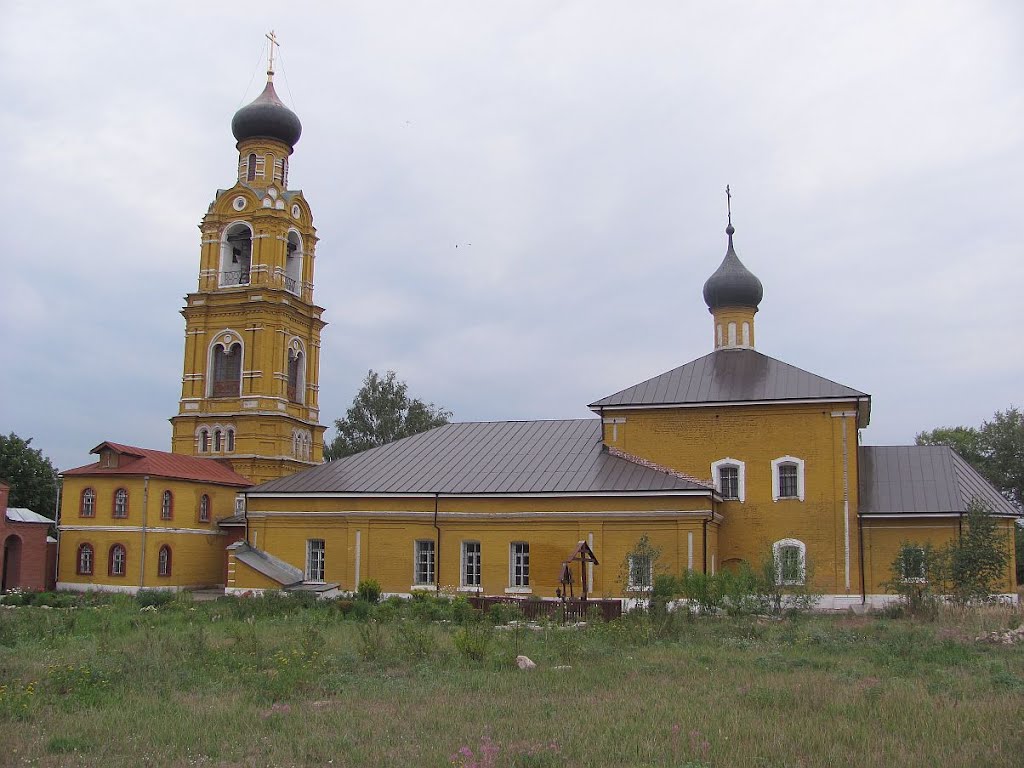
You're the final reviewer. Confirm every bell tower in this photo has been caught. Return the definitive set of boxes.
[171,36,326,484]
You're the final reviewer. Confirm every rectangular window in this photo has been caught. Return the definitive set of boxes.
[778,464,799,499]
[900,546,926,581]
[780,546,802,584]
[510,542,530,588]
[718,466,739,500]
[306,539,325,582]
[462,541,481,588]
[414,539,435,585]
[628,554,653,591]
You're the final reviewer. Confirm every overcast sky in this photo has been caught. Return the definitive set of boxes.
[2,1,1022,474]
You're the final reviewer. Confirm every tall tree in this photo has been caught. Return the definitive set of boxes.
[0,433,59,517]
[324,370,451,460]
[916,407,1024,507]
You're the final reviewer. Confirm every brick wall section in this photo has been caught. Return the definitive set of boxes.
[0,482,54,592]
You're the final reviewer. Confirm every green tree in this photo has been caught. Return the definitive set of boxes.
[0,433,58,517]
[324,370,451,460]
[944,499,1011,605]
[916,407,1024,507]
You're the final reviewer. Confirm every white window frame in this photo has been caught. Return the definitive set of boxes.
[508,542,530,593]
[711,458,746,502]
[899,545,927,583]
[305,539,325,583]
[461,541,481,589]
[113,488,128,518]
[158,545,171,577]
[160,490,173,520]
[414,539,435,587]
[771,456,805,501]
[627,553,653,592]
[772,538,806,585]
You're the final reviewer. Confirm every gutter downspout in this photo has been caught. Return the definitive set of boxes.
[841,416,851,593]
[139,475,150,589]
[433,493,441,594]
[53,475,62,588]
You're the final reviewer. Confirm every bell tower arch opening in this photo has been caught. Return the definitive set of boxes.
[220,222,252,287]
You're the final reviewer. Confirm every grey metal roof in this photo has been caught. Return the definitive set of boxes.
[5,508,52,525]
[228,541,303,586]
[251,419,712,496]
[589,349,868,409]
[858,445,1020,516]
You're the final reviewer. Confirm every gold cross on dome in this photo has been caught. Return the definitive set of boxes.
[266,30,280,79]
[726,184,732,226]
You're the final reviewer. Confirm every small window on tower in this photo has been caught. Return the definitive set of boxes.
[247,153,257,181]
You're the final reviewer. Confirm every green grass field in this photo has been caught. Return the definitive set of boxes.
[1,592,1022,767]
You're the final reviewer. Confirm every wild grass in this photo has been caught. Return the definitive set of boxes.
[0,593,1022,767]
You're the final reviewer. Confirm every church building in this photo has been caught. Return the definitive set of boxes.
[56,50,1019,605]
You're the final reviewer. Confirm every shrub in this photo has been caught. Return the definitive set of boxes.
[395,620,436,659]
[486,602,523,625]
[453,623,493,662]
[357,579,381,604]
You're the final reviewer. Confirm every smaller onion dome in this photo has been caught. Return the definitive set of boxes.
[702,223,763,310]
[231,80,302,149]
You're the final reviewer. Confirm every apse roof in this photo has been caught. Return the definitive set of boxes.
[858,445,1020,516]
[62,442,251,487]
[589,349,869,410]
[5,508,53,525]
[250,419,713,496]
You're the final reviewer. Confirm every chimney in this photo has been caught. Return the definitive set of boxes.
[0,482,9,514]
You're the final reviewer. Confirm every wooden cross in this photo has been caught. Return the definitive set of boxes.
[266,30,280,78]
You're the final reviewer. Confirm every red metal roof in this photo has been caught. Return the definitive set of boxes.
[62,442,251,487]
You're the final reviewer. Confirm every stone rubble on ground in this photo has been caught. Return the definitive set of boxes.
[975,625,1024,645]
[516,655,537,670]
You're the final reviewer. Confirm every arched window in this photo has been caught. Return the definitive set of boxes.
[281,157,289,188]
[112,488,128,518]
[285,231,302,296]
[109,544,127,577]
[711,458,746,502]
[77,543,94,575]
[220,223,252,287]
[211,342,242,397]
[214,429,223,451]
[160,490,173,520]
[771,456,806,502]
[199,429,210,453]
[199,494,210,523]
[226,428,235,452]
[246,152,257,181]
[265,153,275,182]
[158,545,172,577]
[80,488,95,517]
[287,347,304,403]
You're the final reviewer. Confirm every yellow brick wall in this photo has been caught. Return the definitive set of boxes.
[600,403,862,595]
[862,517,1018,594]
[58,475,240,589]
[243,493,717,597]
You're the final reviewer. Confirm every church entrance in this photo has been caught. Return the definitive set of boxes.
[1,535,22,592]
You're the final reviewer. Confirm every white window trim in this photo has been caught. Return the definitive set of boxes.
[771,455,805,501]
[627,553,653,592]
[899,546,927,583]
[773,538,806,586]
[461,540,481,589]
[413,539,436,586]
[305,539,325,583]
[710,458,746,502]
[509,541,530,589]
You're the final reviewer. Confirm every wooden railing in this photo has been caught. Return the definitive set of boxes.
[468,595,622,623]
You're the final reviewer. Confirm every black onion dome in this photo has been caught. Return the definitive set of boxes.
[702,224,763,310]
[231,80,302,148]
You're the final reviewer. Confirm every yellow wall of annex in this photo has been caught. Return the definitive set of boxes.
[862,517,1018,595]
[58,475,241,589]
[602,404,862,595]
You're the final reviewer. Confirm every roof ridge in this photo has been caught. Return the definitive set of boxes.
[607,446,712,488]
